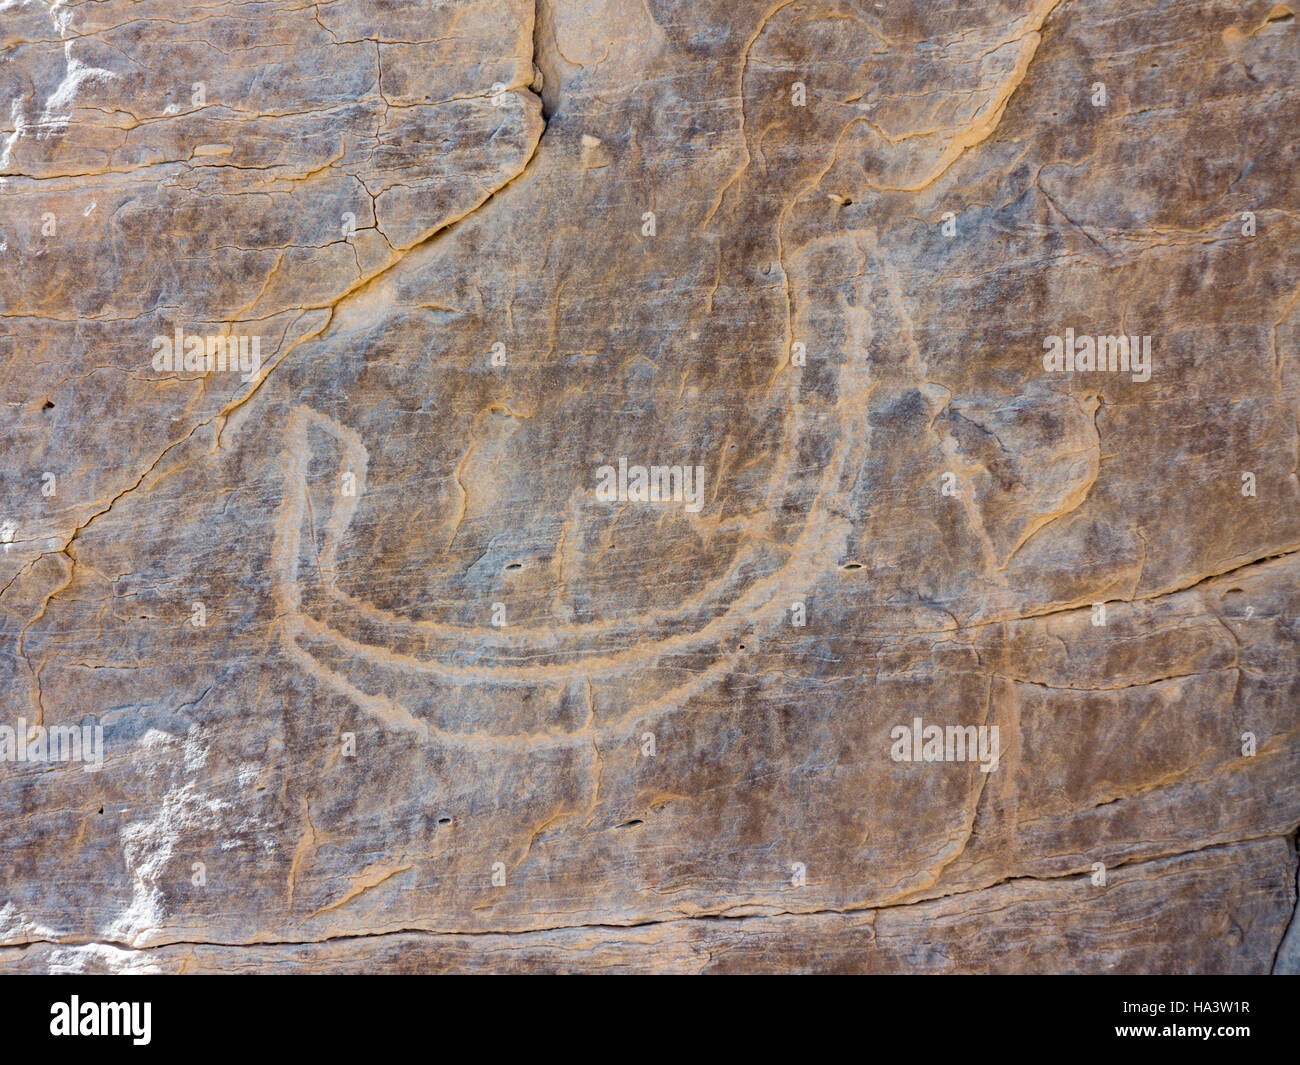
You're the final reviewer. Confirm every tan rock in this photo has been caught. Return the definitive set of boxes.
[0,0,1295,973]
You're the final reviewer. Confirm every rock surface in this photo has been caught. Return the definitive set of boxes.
[0,0,1297,974]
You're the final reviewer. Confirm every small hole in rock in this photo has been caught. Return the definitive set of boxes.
[437,816,453,826]
[505,562,522,571]
[616,819,644,829]
[42,400,54,411]
[98,807,104,815]
[842,562,863,570]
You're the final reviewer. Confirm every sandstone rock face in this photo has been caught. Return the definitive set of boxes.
[0,0,1296,974]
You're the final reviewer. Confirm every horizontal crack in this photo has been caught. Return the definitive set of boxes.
[3,831,1292,955]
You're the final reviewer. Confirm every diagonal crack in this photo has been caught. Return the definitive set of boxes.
[0,17,552,597]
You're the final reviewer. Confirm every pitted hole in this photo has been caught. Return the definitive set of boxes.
[842,562,863,571]
[98,807,104,815]
[42,400,54,411]
[615,819,644,830]
[437,816,453,826]
[505,562,522,571]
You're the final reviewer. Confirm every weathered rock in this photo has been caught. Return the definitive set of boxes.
[10,838,1292,973]
[0,0,1296,973]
